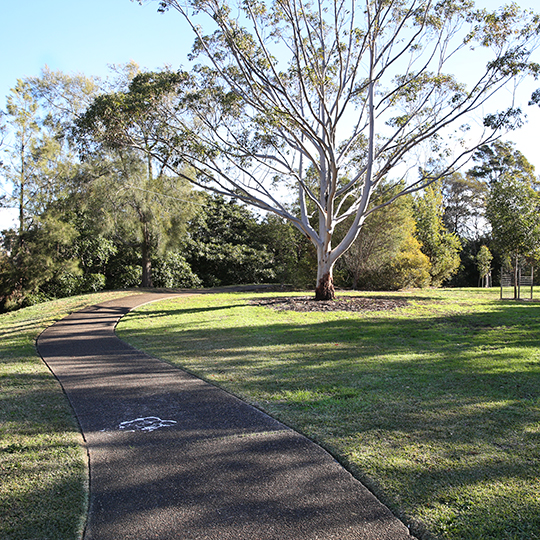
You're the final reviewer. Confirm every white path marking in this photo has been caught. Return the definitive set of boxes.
[118,417,177,432]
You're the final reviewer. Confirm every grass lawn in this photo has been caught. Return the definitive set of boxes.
[117,288,540,540]
[0,291,134,540]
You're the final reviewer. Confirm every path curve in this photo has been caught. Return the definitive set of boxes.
[37,291,415,540]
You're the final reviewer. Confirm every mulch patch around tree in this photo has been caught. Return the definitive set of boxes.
[250,295,408,312]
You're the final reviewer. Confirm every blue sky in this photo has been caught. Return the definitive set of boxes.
[1,0,540,228]
[1,0,194,227]
[0,0,193,100]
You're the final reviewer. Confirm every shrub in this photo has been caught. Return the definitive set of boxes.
[152,252,202,288]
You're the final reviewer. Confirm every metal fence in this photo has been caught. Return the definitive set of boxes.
[500,265,535,300]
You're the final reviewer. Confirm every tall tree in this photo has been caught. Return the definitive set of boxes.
[469,141,539,188]
[414,181,462,286]
[77,66,199,287]
[130,0,540,299]
[442,172,487,239]
[104,150,197,287]
[2,70,98,239]
[3,80,42,240]
[0,74,102,307]
[27,66,101,135]
[470,140,540,295]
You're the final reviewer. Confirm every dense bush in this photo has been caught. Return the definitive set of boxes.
[151,252,202,288]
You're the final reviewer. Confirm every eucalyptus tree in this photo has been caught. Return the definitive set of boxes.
[131,0,540,299]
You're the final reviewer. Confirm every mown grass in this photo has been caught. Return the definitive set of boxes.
[117,288,540,540]
[0,291,134,540]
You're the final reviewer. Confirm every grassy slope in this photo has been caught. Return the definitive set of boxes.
[117,288,540,540]
[0,291,133,540]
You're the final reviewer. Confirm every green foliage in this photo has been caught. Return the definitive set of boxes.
[470,141,538,187]
[76,68,189,154]
[442,142,540,287]
[0,73,106,309]
[45,271,107,299]
[106,265,141,290]
[76,65,200,287]
[483,146,540,265]
[151,251,202,288]
[338,185,430,290]
[185,195,276,287]
[442,172,487,239]
[0,211,81,310]
[387,235,432,291]
[487,177,540,263]
[258,214,317,288]
[476,245,493,287]
[462,140,540,293]
[414,181,462,287]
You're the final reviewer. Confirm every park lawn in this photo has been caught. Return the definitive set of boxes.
[0,291,134,540]
[117,288,540,540]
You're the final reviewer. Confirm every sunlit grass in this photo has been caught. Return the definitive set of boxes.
[0,291,133,540]
[117,288,540,540]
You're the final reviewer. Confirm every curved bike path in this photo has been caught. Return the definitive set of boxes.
[37,291,414,540]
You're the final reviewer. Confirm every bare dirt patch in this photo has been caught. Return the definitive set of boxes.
[251,295,408,312]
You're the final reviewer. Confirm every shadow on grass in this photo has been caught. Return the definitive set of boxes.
[0,379,86,540]
[0,466,86,540]
[128,302,249,319]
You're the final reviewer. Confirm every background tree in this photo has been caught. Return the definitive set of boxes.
[414,181,462,287]
[468,141,540,188]
[486,175,540,297]
[185,194,276,287]
[3,80,42,240]
[0,210,80,310]
[468,140,540,291]
[131,0,540,299]
[440,170,490,287]
[0,68,207,310]
[258,213,317,288]
[76,66,200,287]
[0,78,86,306]
[476,245,493,288]
[338,183,430,290]
[442,172,487,239]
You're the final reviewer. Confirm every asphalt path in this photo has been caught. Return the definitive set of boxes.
[37,291,415,540]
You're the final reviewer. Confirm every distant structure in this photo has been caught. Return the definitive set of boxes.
[500,263,535,300]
